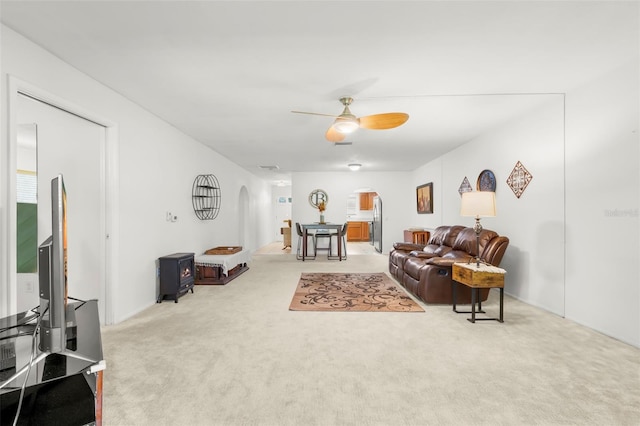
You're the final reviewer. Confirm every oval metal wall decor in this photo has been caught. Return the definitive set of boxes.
[192,174,221,220]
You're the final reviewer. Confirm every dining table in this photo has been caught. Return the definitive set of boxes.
[301,223,344,261]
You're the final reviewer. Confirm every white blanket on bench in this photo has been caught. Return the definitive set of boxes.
[195,250,251,276]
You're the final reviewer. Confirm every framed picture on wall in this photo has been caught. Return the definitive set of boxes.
[416,182,433,214]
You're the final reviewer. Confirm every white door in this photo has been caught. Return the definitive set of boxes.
[18,94,107,324]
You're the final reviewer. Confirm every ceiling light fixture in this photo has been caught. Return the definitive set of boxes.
[333,116,359,134]
[348,163,362,171]
[332,100,360,134]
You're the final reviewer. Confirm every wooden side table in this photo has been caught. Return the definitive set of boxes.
[403,230,431,245]
[452,262,506,323]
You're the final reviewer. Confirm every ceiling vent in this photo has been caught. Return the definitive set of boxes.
[258,165,280,171]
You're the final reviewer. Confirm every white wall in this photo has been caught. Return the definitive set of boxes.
[413,95,566,315]
[564,60,639,347]
[1,25,274,323]
[291,171,412,254]
[406,61,639,347]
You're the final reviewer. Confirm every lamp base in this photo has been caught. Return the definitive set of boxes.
[467,257,489,267]
[473,217,483,268]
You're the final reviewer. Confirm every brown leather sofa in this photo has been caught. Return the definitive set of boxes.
[389,225,509,304]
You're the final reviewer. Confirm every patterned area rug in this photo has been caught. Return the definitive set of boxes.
[289,272,424,312]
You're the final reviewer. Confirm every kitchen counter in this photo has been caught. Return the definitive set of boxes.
[347,216,373,222]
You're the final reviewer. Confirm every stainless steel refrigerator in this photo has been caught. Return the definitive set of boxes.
[372,196,382,253]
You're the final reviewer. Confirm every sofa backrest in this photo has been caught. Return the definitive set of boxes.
[451,228,498,256]
[392,225,509,268]
[451,228,477,255]
[428,225,465,246]
[427,226,450,245]
[422,225,465,256]
[481,236,510,266]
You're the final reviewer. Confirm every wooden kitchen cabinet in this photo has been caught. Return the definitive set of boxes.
[359,193,371,210]
[347,222,362,241]
[347,221,370,242]
[361,223,370,241]
[359,192,375,210]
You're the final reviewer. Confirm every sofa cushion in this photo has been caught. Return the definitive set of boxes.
[427,226,450,245]
[422,244,453,256]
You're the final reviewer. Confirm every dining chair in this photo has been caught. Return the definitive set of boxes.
[295,222,315,260]
[314,227,332,257]
[328,222,348,260]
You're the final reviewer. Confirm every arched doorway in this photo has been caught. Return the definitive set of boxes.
[347,188,382,253]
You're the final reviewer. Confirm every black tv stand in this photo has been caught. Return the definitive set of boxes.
[0,301,105,426]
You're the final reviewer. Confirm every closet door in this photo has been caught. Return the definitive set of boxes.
[19,94,107,324]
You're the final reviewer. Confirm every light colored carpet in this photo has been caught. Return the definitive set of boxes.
[101,252,640,426]
[289,272,424,312]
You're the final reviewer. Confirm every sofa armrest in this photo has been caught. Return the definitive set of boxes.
[425,257,457,267]
[427,250,475,266]
[410,251,437,259]
[393,242,425,251]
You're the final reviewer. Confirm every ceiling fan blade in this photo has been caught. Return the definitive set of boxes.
[325,126,345,142]
[359,113,409,130]
[291,110,340,118]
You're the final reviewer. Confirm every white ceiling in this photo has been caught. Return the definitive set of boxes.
[1,1,637,183]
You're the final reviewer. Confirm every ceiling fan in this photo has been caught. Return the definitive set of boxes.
[292,97,409,142]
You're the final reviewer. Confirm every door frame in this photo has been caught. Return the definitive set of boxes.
[5,76,118,325]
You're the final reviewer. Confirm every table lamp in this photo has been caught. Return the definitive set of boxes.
[460,191,496,267]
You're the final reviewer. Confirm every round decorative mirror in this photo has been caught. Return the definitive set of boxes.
[308,189,329,209]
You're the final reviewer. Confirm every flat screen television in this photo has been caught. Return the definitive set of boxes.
[38,174,74,353]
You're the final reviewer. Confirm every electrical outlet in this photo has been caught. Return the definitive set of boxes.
[166,211,172,222]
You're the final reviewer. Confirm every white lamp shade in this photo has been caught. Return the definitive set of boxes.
[461,191,496,217]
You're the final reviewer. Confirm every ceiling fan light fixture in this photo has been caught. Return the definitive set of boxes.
[292,96,408,142]
[348,163,362,171]
[332,116,359,134]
